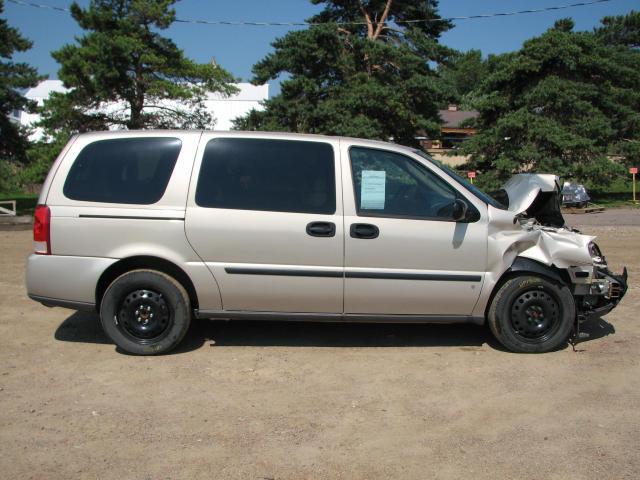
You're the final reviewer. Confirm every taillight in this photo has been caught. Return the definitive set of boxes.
[33,205,51,255]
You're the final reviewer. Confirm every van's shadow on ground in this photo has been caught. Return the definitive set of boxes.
[55,311,616,355]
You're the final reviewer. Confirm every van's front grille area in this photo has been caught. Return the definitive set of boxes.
[609,282,622,299]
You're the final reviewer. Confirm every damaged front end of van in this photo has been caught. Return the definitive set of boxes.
[488,174,628,330]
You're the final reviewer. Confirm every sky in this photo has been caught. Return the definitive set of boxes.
[3,0,638,95]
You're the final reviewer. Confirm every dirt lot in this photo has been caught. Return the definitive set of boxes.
[1,211,639,479]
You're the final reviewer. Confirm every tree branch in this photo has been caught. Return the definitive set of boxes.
[372,0,393,41]
[143,104,192,117]
[358,0,374,39]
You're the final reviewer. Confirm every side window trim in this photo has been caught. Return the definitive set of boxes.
[348,145,476,222]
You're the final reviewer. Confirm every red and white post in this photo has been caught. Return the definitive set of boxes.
[631,167,638,204]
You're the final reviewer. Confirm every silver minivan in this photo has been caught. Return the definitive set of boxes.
[26,131,627,355]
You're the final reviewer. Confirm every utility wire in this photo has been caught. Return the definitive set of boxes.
[7,0,615,27]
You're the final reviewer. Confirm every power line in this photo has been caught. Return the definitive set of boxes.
[8,0,69,14]
[7,0,615,27]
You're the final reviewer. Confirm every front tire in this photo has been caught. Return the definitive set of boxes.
[100,269,191,355]
[488,275,575,353]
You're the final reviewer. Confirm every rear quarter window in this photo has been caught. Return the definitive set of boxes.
[63,137,182,204]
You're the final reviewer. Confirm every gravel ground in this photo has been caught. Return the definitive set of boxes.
[564,208,640,226]
[0,211,639,479]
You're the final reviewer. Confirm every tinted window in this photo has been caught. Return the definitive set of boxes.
[196,138,336,214]
[64,137,181,204]
[413,149,506,210]
[350,147,457,220]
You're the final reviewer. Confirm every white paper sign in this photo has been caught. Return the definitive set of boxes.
[361,170,386,209]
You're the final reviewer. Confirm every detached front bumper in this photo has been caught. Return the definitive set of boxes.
[577,266,628,321]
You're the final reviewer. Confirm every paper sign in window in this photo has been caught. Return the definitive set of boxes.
[360,170,386,209]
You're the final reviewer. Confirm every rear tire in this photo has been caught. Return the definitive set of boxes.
[100,269,191,355]
[488,274,575,353]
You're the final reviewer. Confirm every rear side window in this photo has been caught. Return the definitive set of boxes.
[63,137,182,204]
[195,138,336,214]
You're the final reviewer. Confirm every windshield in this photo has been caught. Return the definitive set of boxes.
[412,149,507,210]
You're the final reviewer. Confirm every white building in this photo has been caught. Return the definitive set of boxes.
[14,79,269,140]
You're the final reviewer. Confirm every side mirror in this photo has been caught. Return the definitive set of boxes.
[452,198,468,222]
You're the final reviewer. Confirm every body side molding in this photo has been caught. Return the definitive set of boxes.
[224,267,481,282]
[196,309,484,325]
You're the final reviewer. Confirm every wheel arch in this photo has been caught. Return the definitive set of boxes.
[96,256,199,312]
[505,257,569,285]
[484,257,571,318]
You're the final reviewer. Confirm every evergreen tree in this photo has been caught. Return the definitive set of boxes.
[0,0,42,163]
[596,10,640,48]
[437,49,487,106]
[234,0,452,147]
[460,17,640,190]
[41,0,237,134]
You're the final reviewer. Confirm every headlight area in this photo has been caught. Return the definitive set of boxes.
[569,261,629,322]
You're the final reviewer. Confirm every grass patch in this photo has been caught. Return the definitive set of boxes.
[0,193,39,216]
[590,190,640,209]
[590,198,640,209]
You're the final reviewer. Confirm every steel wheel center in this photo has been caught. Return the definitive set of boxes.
[117,289,171,342]
[510,289,560,342]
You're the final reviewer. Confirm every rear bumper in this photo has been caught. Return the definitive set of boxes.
[26,254,117,308]
[28,294,95,312]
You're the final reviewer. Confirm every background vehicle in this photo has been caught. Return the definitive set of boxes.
[562,182,591,208]
[26,131,627,354]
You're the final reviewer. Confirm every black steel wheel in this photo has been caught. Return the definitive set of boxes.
[510,289,561,343]
[100,270,191,355]
[116,289,172,344]
[488,274,575,353]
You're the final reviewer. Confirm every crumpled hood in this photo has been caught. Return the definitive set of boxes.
[501,174,565,227]
[479,207,596,310]
[502,174,560,214]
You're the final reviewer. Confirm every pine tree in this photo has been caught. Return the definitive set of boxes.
[41,0,237,133]
[234,0,452,147]
[461,17,640,190]
[0,0,43,162]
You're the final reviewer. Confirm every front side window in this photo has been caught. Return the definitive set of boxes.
[350,147,457,220]
[195,138,336,215]
[63,137,182,204]
[413,149,507,210]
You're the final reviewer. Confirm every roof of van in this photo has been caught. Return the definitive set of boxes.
[75,130,418,154]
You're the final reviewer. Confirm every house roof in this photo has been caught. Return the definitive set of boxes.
[21,80,68,101]
[439,109,479,128]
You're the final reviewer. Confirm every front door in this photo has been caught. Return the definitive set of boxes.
[341,144,488,317]
[185,135,344,313]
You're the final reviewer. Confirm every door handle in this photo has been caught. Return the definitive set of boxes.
[350,223,379,239]
[306,221,336,237]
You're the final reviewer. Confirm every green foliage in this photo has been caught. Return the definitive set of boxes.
[460,17,640,191]
[234,0,452,147]
[0,0,44,163]
[0,192,38,215]
[20,134,71,186]
[40,0,238,134]
[1,135,69,192]
[437,49,487,105]
[596,10,640,48]
[0,158,21,193]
